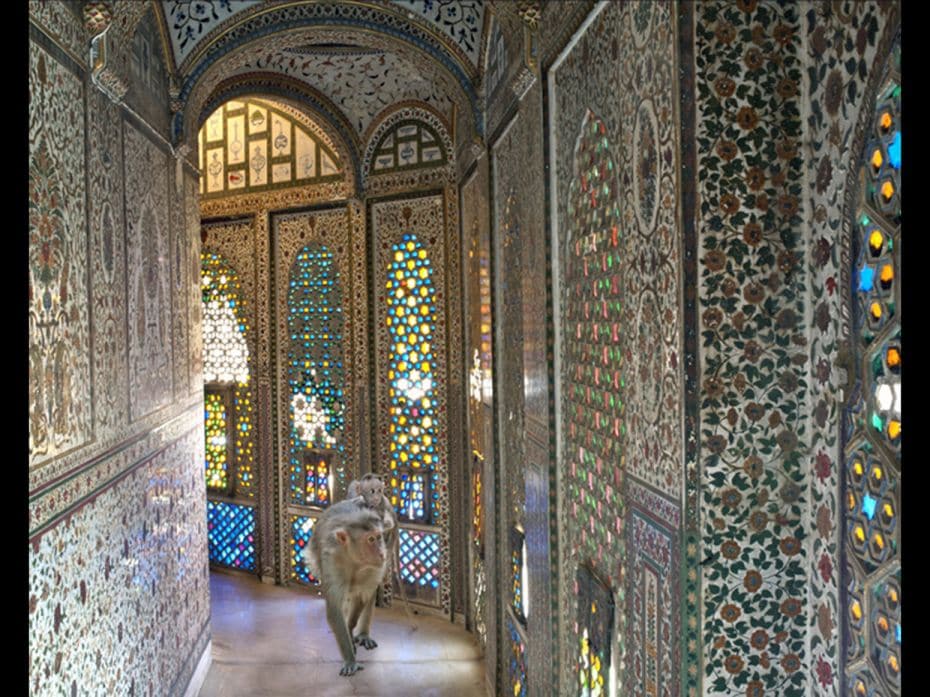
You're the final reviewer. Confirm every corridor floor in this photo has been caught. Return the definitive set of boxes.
[198,570,488,697]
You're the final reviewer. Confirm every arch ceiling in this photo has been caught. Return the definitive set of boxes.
[157,1,488,144]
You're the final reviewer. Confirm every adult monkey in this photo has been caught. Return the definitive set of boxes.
[304,498,388,676]
[347,473,417,622]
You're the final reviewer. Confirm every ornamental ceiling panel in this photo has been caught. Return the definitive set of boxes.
[161,0,485,74]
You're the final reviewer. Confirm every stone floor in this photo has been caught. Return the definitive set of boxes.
[198,570,488,697]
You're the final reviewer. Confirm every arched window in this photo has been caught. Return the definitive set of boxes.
[843,39,900,695]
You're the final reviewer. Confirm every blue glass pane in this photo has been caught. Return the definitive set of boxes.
[859,266,875,292]
[862,493,877,520]
[889,132,901,169]
[207,501,256,571]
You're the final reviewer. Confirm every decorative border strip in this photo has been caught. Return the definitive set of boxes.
[676,2,702,695]
[29,403,203,540]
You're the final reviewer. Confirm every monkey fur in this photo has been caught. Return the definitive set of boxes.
[304,497,388,676]
[346,473,418,625]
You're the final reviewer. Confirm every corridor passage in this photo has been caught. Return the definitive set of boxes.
[199,571,487,697]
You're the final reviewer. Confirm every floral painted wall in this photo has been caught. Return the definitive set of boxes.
[29,5,209,696]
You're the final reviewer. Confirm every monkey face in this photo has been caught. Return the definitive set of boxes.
[360,479,385,507]
[360,528,387,566]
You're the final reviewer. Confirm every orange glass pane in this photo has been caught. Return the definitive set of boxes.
[881,181,894,200]
[852,600,863,620]
[888,420,901,439]
[873,533,885,550]
[887,347,900,367]
[888,655,899,672]
[880,112,892,131]
[880,265,894,283]
[870,302,883,320]
[871,149,883,169]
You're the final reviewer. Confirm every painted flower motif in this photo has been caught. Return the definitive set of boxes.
[705,376,725,399]
[703,307,724,329]
[721,488,742,508]
[775,429,798,452]
[736,0,758,13]
[818,603,835,638]
[721,277,739,297]
[779,536,801,555]
[766,271,781,293]
[814,301,831,332]
[780,598,802,617]
[743,340,762,363]
[811,26,828,56]
[773,23,795,46]
[742,222,763,246]
[776,308,798,330]
[705,249,727,271]
[721,603,742,622]
[721,540,741,559]
[743,282,765,304]
[736,107,759,131]
[815,451,831,482]
[816,358,831,385]
[817,504,833,539]
[781,653,801,673]
[745,167,765,191]
[717,140,738,161]
[776,78,798,99]
[743,456,763,480]
[755,193,769,211]
[749,510,768,532]
[733,373,747,392]
[776,194,799,217]
[818,552,833,582]
[816,656,833,687]
[768,411,781,427]
[744,47,764,70]
[777,251,795,273]
[814,399,828,428]
[778,371,798,393]
[744,569,763,592]
[856,25,869,55]
[720,193,740,215]
[715,76,736,98]
[732,311,746,332]
[744,402,765,422]
[727,407,738,426]
[707,434,728,455]
[759,651,770,668]
[716,21,736,44]
[751,25,766,46]
[780,480,801,503]
[816,155,833,194]
[725,655,745,674]
[750,629,769,650]
[825,69,844,116]
[746,680,765,697]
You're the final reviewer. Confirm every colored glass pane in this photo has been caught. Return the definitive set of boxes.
[385,233,437,523]
[576,565,614,697]
[207,500,256,570]
[204,391,229,490]
[398,528,440,588]
[290,515,318,584]
[286,245,344,506]
[508,617,527,697]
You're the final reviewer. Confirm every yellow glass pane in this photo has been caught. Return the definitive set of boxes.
[888,655,899,672]
[880,265,894,283]
[877,616,889,632]
[853,460,864,476]
[883,503,894,518]
[888,420,901,439]
[881,181,894,200]
[872,466,883,481]
[880,112,892,130]
[854,526,866,543]
[852,600,862,620]
[887,347,900,368]
[869,230,884,253]
[873,533,885,550]
[871,149,883,169]
[870,302,882,320]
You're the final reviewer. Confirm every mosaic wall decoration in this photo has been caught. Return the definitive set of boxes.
[204,388,232,491]
[843,34,901,696]
[369,119,448,174]
[30,423,209,697]
[198,97,343,198]
[511,526,528,625]
[201,250,255,498]
[28,33,91,467]
[290,515,318,584]
[693,2,809,694]
[207,500,256,571]
[372,194,451,612]
[392,0,485,67]
[484,16,507,99]
[87,71,129,445]
[576,564,615,697]
[163,0,262,68]
[285,245,346,507]
[125,120,174,422]
[126,7,171,136]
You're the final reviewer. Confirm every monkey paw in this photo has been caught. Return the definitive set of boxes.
[354,634,378,650]
[339,661,365,677]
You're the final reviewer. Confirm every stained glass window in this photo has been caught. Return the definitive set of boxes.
[290,515,318,584]
[385,232,438,523]
[472,451,484,554]
[202,253,254,496]
[371,120,447,173]
[207,500,256,571]
[844,38,900,695]
[576,564,614,697]
[286,245,345,506]
[398,528,440,589]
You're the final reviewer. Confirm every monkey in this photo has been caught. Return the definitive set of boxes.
[347,473,418,624]
[303,498,388,676]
